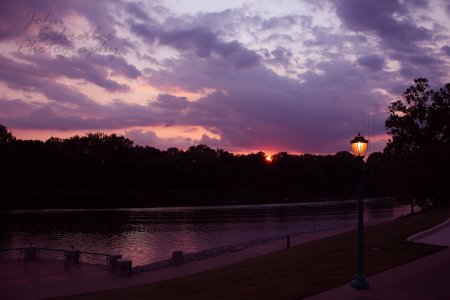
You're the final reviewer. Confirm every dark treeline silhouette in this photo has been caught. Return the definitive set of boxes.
[1,128,448,209]
[1,132,448,209]
[0,126,374,209]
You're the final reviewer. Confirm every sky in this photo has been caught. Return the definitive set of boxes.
[1,0,449,154]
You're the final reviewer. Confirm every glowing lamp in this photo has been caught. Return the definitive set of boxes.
[350,133,368,158]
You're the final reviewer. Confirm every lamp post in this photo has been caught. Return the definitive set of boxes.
[350,133,370,290]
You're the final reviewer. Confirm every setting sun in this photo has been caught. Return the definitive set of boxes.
[265,154,273,162]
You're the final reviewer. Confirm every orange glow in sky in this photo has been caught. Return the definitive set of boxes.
[265,154,273,162]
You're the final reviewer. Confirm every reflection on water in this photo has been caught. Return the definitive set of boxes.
[0,198,411,266]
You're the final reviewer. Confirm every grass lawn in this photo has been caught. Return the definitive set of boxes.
[61,205,449,300]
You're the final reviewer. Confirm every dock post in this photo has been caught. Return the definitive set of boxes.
[172,251,184,265]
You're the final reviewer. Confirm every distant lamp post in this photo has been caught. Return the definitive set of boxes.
[350,133,370,290]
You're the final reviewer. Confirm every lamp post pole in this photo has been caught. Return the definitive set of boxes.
[350,133,369,290]
[351,157,369,289]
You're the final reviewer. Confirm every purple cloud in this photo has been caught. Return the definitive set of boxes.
[357,54,385,71]
[335,0,431,52]
[143,54,387,153]
[125,129,197,150]
[268,47,293,67]
[261,16,299,30]
[3,100,152,131]
[153,94,189,110]
[442,46,450,56]
[131,25,260,68]
[409,0,428,8]
[2,53,139,93]
[0,98,37,117]
[0,55,104,109]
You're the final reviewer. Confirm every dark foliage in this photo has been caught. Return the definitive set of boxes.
[0,125,367,208]
[0,124,15,144]
[385,78,450,154]
[383,78,450,205]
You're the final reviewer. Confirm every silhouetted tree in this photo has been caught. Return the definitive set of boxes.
[383,78,450,205]
[0,124,15,144]
[385,78,450,154]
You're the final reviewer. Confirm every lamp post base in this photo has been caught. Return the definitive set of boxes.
[351,274,370,290]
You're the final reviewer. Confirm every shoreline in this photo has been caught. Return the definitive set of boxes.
[0,190,373,210]
[133,224,350,273]
[133,210,408,273]
[0,190,395,210]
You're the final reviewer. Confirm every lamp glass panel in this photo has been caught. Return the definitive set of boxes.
[351,141,368,157]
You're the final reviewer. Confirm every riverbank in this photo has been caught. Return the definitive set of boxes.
[57,205,449,300]
[133,225,348,273]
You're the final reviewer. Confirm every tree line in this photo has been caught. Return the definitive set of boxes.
[0,128,363,207]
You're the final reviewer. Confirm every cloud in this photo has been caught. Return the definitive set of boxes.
[131,24,260,68]
[335,0,431,52]
[261,16,299,30]
[409,0,429,8]
[124,129,196,150]
[264,33,295,43]
[124,128,225,151]
[0,98,37,117]
[124,1,153,22]
[4,101,151,130]
[0,56,104,111]
[0,1,59,41]
[442,45,450,56]
[266,46,293,67]
[143,54,388,152]
[1,93,188,132]
[357,54,385,71]
[0,52,140,98]
[152,94,189,110]
[90,55,141,79]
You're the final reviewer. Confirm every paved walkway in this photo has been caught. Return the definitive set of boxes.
[306,218,450,300]
[0,226,355,300]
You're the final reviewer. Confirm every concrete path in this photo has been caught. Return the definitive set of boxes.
[407,218,450,246]
[0,226,355,300]
[306,218,450,300]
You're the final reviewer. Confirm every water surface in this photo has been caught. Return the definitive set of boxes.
[0,198,411,266]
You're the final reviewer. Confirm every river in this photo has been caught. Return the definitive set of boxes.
[0,198,411,266]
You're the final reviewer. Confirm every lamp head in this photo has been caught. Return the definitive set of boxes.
[350,133,368,158]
